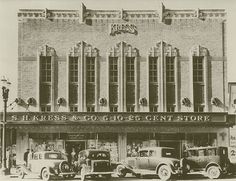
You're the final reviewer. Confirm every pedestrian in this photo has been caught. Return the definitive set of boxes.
[23,149,30,166]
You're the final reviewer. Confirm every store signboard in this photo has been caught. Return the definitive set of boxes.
[109,23,137,36]
[5,112,228,124]
[229,147,236,164]
[230,128,236,147]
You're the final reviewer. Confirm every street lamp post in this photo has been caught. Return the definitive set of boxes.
[0,76,10,175]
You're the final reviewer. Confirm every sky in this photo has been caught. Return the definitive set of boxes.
[0,0,236,110]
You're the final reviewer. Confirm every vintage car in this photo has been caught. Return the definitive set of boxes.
[116,147,181,181]
[17,151,75,181]
[77,149,114,181]
[181,146,231,179]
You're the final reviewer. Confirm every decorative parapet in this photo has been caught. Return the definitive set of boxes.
[18,3,226,22]
[18,9,80,20]
[164,9,226,20]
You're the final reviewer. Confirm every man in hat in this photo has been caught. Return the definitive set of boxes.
[23,149,30,166]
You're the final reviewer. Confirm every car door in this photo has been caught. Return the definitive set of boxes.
[148,150,158,170]
[30,153,39,173]
[136,150,149,170]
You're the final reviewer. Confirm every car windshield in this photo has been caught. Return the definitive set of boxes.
[44,153,65,160]
[162,149,177,158]
[88,151,110,160]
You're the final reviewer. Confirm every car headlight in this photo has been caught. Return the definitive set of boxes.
[174,161,180,168]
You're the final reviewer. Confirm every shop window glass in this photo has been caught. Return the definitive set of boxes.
[97,133,118,162]
[186,133,217,148]
[127,133,152,157]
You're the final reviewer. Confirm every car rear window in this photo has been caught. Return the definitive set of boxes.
[162,149,176,158]
[88,151,110,160]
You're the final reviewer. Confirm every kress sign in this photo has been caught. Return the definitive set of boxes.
[110,23,137,36]
[8,113,217,123]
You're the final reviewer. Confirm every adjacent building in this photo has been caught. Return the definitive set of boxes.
[3,2,230,164]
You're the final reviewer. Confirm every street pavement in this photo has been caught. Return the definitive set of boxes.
[1,173,236,181]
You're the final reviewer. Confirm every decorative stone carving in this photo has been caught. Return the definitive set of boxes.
[149,41,178,57]
[38,45,55,56]
[68,41,98,57]
[190,45,209,57]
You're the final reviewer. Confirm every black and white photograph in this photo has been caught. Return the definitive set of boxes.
[0,0,236,180]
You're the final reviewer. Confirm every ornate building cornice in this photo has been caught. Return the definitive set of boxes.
[18,3,226,22]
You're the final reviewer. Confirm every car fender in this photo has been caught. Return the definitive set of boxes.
[205,162,222,172]
[156,162,175,174]
[17,165,31,175]
[117,163,135,174]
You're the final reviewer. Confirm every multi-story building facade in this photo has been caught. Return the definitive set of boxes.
[5,2,230,163]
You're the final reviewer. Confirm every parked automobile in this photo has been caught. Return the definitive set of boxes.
[116,147,181,181]
[17,151,75,181]
[181,146,230,179]
[77,149,114,181]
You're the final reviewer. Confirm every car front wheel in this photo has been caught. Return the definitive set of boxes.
[41,168,51,181]
[207,166,221,179]
[158,165,172,181]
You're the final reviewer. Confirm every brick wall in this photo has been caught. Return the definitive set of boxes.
[17,17,227,112]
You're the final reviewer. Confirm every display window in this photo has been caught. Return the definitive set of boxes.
[97,133,118,162]
[185,133,217,149]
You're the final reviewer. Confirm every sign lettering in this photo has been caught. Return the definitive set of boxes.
[6,113,219,124]
[110,23,137,36]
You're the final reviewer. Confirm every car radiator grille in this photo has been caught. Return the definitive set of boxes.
[93,161,110,172]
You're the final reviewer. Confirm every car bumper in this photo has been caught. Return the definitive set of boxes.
[53,172,75,176]
[85,171,113,175]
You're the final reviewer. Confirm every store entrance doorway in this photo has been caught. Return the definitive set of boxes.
[159,141,181,159]
[65,141,86,164]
